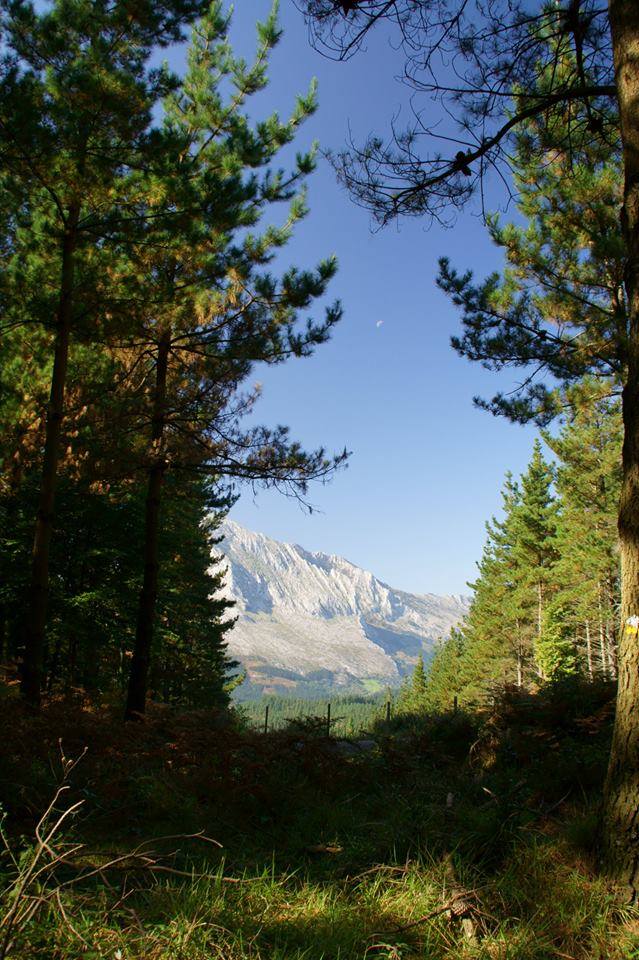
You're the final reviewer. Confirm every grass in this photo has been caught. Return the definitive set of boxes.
[0,681,638,959]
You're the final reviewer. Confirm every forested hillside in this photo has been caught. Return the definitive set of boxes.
[239,691,390,735]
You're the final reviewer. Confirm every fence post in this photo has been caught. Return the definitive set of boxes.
[386,699,391,725]
[264,704,269,734]
[326,702,331,738]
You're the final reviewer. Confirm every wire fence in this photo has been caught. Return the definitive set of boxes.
[239,697,395,738]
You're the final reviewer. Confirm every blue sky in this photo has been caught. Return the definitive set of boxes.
[176,2,541,596]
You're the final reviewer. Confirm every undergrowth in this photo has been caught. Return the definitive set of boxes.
[0,680,637,959]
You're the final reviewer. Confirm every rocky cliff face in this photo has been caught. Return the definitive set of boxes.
[218,519,469,697]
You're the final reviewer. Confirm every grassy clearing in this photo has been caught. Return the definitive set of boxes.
[0,682,637,959]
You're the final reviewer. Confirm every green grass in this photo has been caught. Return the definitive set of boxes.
[0,682,637,959]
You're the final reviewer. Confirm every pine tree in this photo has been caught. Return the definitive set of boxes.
[544,381,622,679]
[412,654,427,701]
[114,4,345,718]
[509,440,559,677]
[0,0,214,706]
[456,473,528,701]
[396,653,428,714]
[0,1,346,714]
[537,601,580,680]
[424,628,465,711]
[300,0,639,896]
[442,447,558,703]
[148,479,238,708]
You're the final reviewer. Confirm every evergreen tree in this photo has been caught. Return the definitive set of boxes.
[397,653,429,714]
[412,653,427,701]
[440,446,558,703]
[424,628,465,712]
[113,3,345,718]
[509,440,559,676]
[456,473,528,700]
[149,480,238,708]
[537,601,580,680]
[0,0,213,706]
[0,2,346,715]
[544,382,622,679]
[436,400,620,698]
[300,0,639,895]
[0,466,237,705]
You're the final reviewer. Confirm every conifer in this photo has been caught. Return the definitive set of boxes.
[544,382,622,677]
[412,654,427,701]
[537,601,580,680]
[0,0,214,706]
[114,4,345,718]
[509,440,559,675]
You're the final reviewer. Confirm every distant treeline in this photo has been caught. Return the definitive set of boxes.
[237,693,391,737]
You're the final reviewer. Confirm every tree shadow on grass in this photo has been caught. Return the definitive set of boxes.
[0,681,633,959]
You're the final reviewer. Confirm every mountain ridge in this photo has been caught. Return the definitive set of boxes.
[218,519,469,698]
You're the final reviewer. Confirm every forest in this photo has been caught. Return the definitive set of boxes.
[1,0,639,957]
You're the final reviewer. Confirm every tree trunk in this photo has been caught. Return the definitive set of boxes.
[607,620,618,678]
[0,606,6,665]
[46,634,63,694]
[599,602,610,679]
[585,621,594,681]
[515,618,523,688]
[535,581,545,679]
[602,0,639,900]
[66,631,78,699]
[124,335,170,720]
[21,208,80,707]
[82,629,100,694]
[537,580,543,639]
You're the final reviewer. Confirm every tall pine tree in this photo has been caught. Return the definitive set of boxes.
[114,3,345,718]
[0,0,213,706]
[509,440,559,677]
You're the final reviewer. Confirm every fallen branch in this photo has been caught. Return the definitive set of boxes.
[369,894,469,937]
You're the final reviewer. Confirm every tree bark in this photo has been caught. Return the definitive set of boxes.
[602,0,639,901]
[537,580,543,639]
[535,581,546,679]
[606,619,618,678]
[585,620,594,681]
[515,618,523,688]
[21,207,80,706]
[0,606,6,664]
[66,631,78,699]
[124,334,170,720]
[599,602,610,679]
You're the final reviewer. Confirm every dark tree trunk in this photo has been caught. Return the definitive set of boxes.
[21,208,80,707]
[0,606,6,665]
[124,335,170,720]
[82,629,100,694]
[66,631,78,699]
[46,634,63,694]
[602,0,639,901]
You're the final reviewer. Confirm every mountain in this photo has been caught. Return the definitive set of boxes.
[218,519,469,698]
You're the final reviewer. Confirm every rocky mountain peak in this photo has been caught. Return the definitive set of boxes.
[217,519,469,698]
